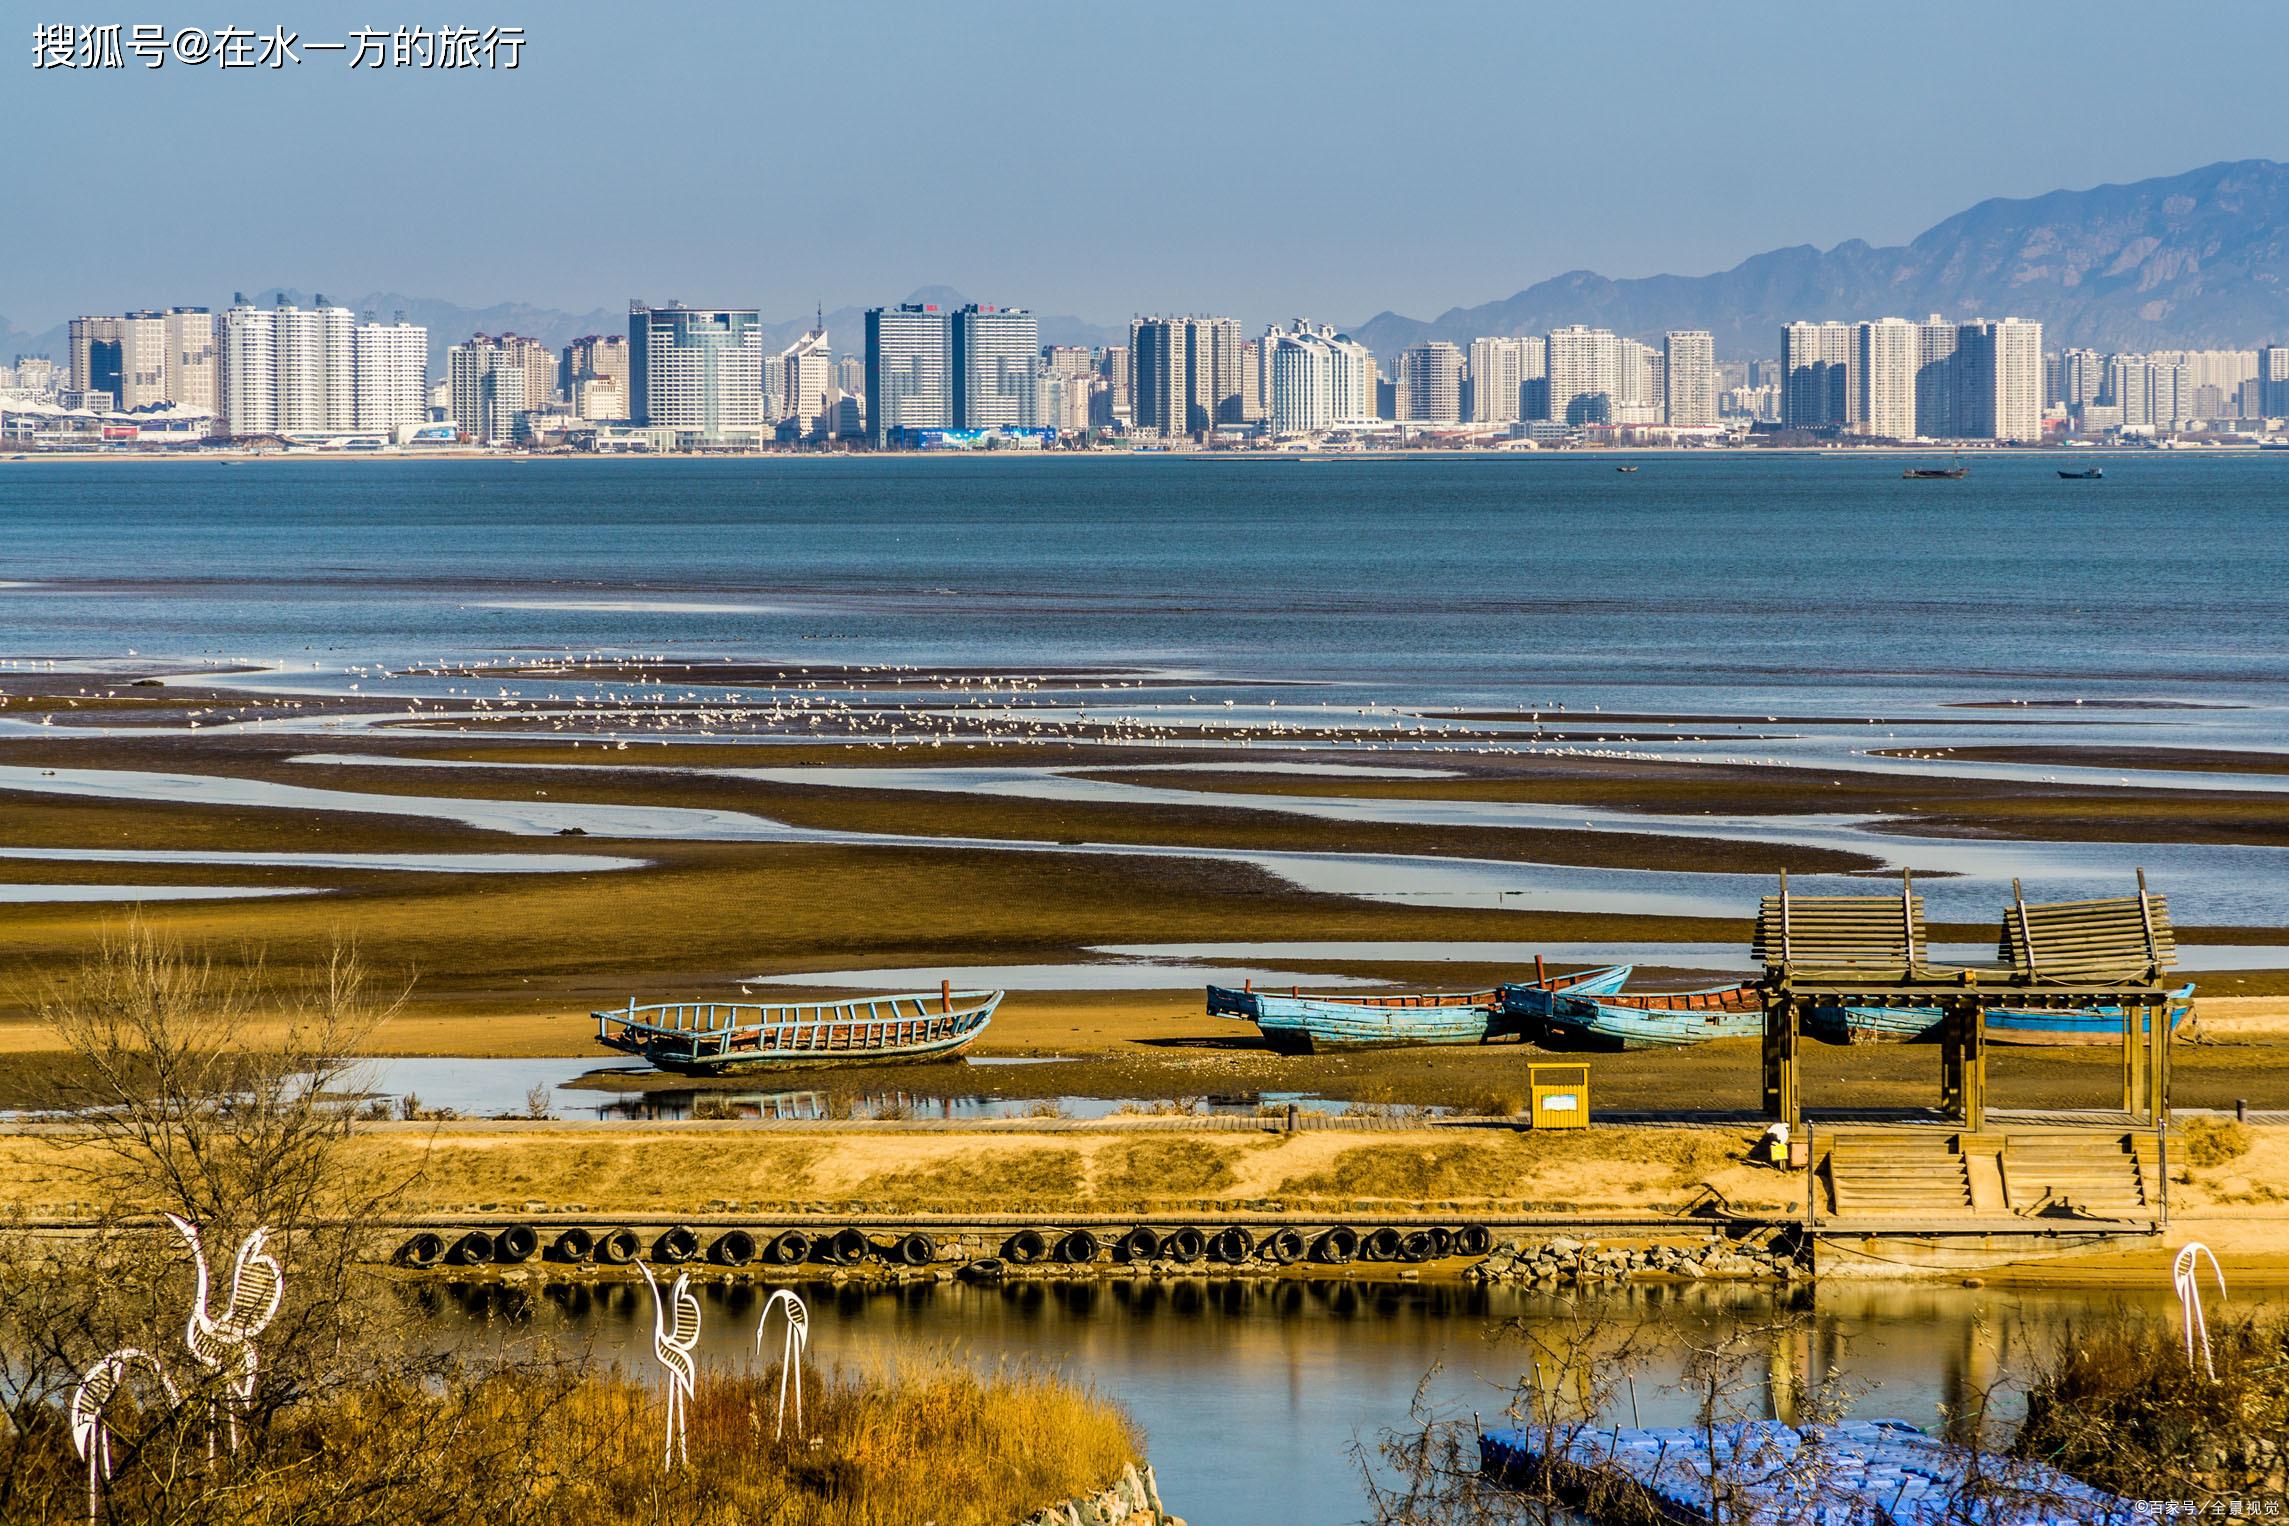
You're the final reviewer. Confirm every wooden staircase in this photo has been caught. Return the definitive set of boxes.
[1819,1129,2163,1224]
[1822,1133,1974,1217]
[2000,1132,2162,1221]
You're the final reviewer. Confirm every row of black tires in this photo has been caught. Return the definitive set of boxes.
[396,1222,1495,1271]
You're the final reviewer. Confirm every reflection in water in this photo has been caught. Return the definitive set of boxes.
[414,1276,2185,1526]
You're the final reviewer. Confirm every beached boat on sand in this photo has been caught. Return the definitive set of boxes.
[1208,964,1633,1054]
[595,987,1001,1074]
[1500,977,1764,1050]
[1806,984,2196,1046]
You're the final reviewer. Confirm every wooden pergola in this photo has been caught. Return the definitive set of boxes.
[1754,870,2178,1130]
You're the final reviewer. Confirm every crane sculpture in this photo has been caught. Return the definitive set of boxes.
[69,1348,178,1526]
[2173,1240,2227,1380]
[639,1262,701,1467]
[755,1289,810,1440]
[164,1214,284,1454]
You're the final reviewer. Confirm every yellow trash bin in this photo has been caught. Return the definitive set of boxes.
[1527,1064,1589,1129]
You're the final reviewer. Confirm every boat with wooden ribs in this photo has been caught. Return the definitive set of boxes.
[1207,964,1632,1054]
[1804,984,2196,1046]
[1501,976,1765,1049]
[594,985,1002,1074]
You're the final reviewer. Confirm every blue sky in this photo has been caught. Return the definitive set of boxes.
[7,0,2283,329]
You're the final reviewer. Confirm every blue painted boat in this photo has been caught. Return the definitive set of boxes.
[1481,1417,2136,1524]
[1501,977,1764,1050]
[594,988,1001,1073]
[1208,964,1632,1054]
[1986,983,2195,1046]
[1805,983,2196,1046]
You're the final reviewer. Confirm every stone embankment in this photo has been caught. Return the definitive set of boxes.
[1016,1462,1182,1526]
[1465,1233,1801,1286]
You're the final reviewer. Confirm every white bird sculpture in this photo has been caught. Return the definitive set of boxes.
[755,1288,810,1440]
[639,1262,701,1467]
[164,1214,284,1454]
[2173,1240,2227,1379]
[70,1347,179,1525]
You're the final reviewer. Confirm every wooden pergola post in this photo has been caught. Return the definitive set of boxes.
[2148,992,2171,1127]
[1761,994,1800,1125]
[1959,995,1987,1131]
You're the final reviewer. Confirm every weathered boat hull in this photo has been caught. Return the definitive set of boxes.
[1986,986,2195,1047]
[1805,984,2195,1046]
[1504,979,1764,1050]
[1212,966,1632,1054]
[594,990,1002,1074]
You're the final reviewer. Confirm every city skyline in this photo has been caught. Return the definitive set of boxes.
[26,284,2289,452]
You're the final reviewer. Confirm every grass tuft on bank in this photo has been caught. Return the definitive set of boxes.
[2,1357,1142,1526]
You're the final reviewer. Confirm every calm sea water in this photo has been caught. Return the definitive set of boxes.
[427,1276,2170,1525]
[3,455,2287,718]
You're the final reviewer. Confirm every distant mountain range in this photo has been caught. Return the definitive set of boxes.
[1352,159,2289,357]
[7,160,2288,369]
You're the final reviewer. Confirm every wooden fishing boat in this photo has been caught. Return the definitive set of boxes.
[1903,451,1968,479]
[2057,466,2104,479]
[1804,983,2195,1046]
[594,986,1001,1073]
[1986,983,2195,1046]
[1208,964,1632,1054]
[1502,977,1764,1050]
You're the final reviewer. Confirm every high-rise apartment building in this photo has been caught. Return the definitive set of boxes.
[2261,345,2289,416]
[950,305,1039,430]
[67,316,124,405]
[162,308,217,413]
[1095,345,1130,427]
[1397,342,1464,423]
[626,304,763,443]
[1779,321,1853,429]
[864,303,951,445]
[216,297,354,435]
[351,321,429,432]
[1518,335,1550,420]
[1546,325,1624,426]
[1238,339,1265,423]
[447,336,529,444]
[1617,339,1663,425]
[1852,318,1918,439]
[1128,316,1243,437]
[561,334,631,421]
[776,326,833,439]
[1957,318,2043,442]
[560,334,631,417]
[1662,330,1716,428]
[1467,337,1525,424]
[66,308,215,412]
[1263,321,1376,435]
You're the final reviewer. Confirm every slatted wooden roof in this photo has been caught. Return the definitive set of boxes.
[1997,873,2175,985]
[1752,870,1929,978]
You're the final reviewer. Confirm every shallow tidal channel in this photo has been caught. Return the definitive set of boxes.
[419,1274,2201,1524]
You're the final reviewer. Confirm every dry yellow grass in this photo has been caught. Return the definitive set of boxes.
[0,1122,1798,1220]
[3,1358,1141,1526]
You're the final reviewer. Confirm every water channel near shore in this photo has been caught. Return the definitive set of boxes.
[419,1275,2205,1524]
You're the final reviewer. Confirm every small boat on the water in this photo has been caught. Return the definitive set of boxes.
[594,986,1001,1073]
[1903,452,1968,480]
[2057,466,2105,480]
[1615,464,1639,473]
[1209,964,1632,1053]
[1500,977,1764,1049]
[1804,983,2196,1046]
